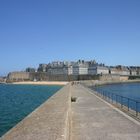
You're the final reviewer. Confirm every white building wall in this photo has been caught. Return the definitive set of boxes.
[110,69,119,75]
[88,67,109,75]
[68,67,73,75]
[131,71,137,76]
[79,67,88,75]
[73,66,88,75]
[88,67,97,75]
[97,69,109,74]
[111,71,118,75]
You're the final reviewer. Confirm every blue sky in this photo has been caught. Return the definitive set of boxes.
[0,0,140,76]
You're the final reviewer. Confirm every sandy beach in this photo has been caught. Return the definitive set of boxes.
[12,81,68,86]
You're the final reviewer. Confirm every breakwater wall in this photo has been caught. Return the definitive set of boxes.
[80,80,140,120]
[80,79,140,88]
[0,84,71,140]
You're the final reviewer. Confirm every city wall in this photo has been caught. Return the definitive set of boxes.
[7,72,124,82]
[7,72,30,82]
[80,79,140,88]
[99,74,129,81]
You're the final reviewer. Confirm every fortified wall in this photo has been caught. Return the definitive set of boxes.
[7,72,126,82]
[7,72,30,82]
[7,72,100,82]
[99,74,128,81]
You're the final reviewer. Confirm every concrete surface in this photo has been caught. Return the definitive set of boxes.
[71,84,140,140]
[0,84,71,140]
[1,82,140,140]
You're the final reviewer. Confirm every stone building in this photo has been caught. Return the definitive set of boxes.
[109,67,119,75]
[38,64,48,72]
[137,67,140,76]
[73,60,89,75]
[47,66,73,75]
[46,61,73,75]
[88,65,109,75]
[26,67,36,73]
[116,66,130,76]
[129,67,137,76]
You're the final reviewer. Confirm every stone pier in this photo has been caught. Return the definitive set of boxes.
[71,84,140,140]
[1,82,140,140]
[0,84,71,140]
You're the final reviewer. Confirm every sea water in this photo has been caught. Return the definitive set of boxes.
[93,82,140,112]
[0,84,62,137]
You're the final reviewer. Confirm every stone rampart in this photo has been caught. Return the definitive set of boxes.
[7,72,30,82]
[7,72,123,82]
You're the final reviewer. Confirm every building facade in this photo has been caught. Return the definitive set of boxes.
[89,65,109,75]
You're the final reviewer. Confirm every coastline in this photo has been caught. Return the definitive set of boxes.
[12,81,68,86]
[4,79,140,86]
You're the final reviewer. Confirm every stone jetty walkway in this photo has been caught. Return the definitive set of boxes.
[71,84,140,140]
[1,83,140,140]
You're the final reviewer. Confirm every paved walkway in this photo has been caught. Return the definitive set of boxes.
[71,85,140,140]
